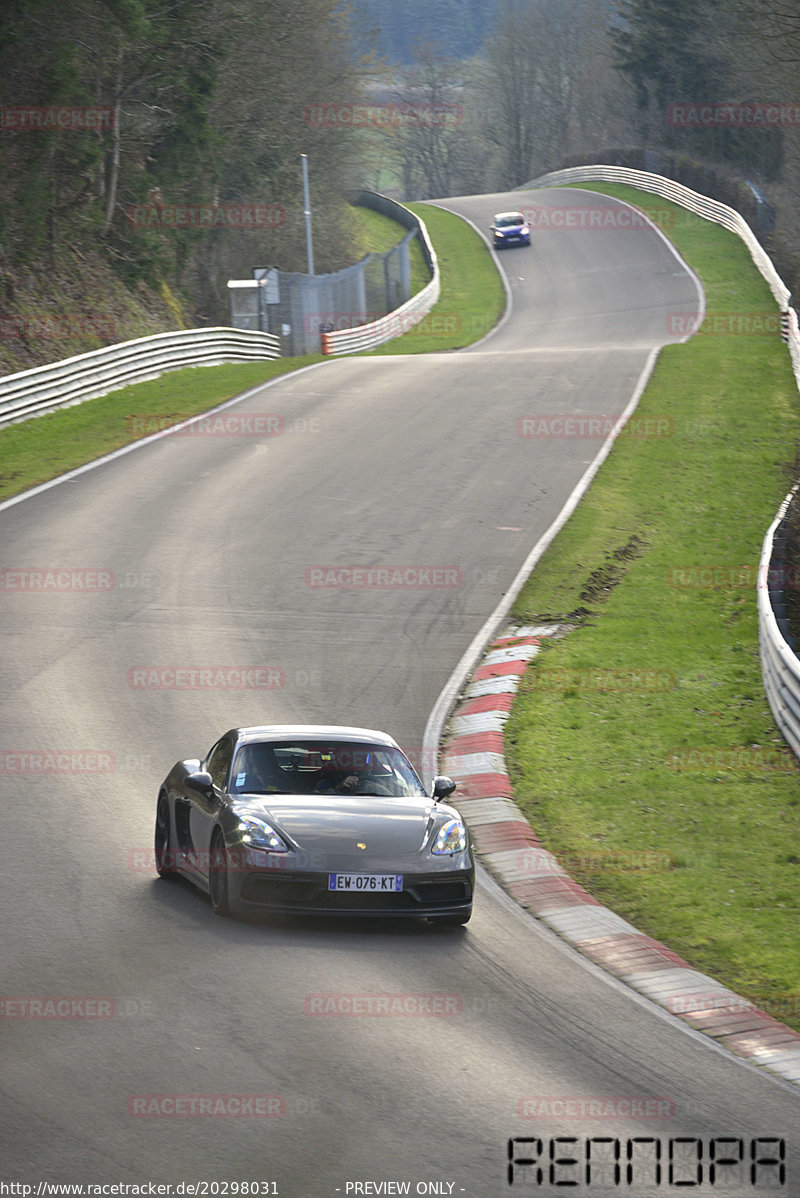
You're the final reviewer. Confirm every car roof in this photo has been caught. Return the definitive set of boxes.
[494,210,524,222]
[231,725,400,748]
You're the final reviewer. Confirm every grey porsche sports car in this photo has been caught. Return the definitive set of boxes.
[155,725,474,924]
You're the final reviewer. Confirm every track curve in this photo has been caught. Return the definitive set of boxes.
[1,187,797,1195]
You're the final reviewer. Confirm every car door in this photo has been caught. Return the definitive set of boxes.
[188,734,235,880]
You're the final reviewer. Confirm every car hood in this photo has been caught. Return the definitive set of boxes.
[231,794,444,855]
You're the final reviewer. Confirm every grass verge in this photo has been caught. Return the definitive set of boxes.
[365,202,505,355]
[507,181,800,1027]
[352,205,429,294]
[0,203,503,502]
[0,357,325,503]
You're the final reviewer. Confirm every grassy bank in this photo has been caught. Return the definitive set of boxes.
[0,357,325,503]
[507,182,800,1026]
[366,202,505,354]
[352,205,429,294]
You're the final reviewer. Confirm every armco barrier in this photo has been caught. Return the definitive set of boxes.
[1,193,434,423]
[759,489,800,760]
[527,164,792,308]
[528,163,800,759]
[0,327,279,430]
[321,192,439,355]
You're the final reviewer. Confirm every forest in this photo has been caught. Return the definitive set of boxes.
[1,0,799,369]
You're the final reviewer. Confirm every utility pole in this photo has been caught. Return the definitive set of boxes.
[301,153,315,275]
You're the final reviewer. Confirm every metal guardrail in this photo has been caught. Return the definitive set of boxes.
[320,193,439,355]
[0,327,280,429]
[759,490,800,759]
[527,164,791,308]
[2,192,433,424]
[528,164,800,759]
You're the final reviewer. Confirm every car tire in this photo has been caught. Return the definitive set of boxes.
[155,793,176,877]
[209,828,231,916]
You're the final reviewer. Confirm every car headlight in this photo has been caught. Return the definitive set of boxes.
[237,816,289,852]
[431,818,467,855]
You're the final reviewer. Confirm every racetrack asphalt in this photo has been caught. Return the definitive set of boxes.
[2,187,797,1195]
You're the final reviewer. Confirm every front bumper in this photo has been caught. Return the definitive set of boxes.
[229,865,474,918]
[494,233,530,247]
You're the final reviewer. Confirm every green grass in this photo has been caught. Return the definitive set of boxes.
[365,202,505,354]
[507,182,800,1026]
[0,357,324,502]
[352,205,429,294]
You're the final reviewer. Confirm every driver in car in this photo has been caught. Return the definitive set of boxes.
[313,752,394,796]
[234,746,289,794]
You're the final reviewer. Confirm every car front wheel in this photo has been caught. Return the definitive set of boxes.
[155,793,175,877]
[208,829,231,916]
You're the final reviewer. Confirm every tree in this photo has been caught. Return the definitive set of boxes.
[480,0,626,186]
[196,0,367,319]
[612,0,730,142]
[388,45,473,199]
[612,0,788,178]
[0,0,369,323]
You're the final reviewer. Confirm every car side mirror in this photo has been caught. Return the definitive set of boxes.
[431,775,456,802]
[186,769,214,793]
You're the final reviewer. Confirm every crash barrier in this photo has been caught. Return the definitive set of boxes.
[0,327,280,430]
[759,490,800,760]
[527,164,792,309]
[225,193,438,357]
[320,192,439,356]
[528,163,800,759]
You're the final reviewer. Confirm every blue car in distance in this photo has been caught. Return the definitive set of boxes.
[490,210,531,249]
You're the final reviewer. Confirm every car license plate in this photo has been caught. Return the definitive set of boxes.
[328,873,403,892]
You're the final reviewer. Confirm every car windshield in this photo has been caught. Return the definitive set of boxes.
[496,213,524,227]
[231,740,426,798]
